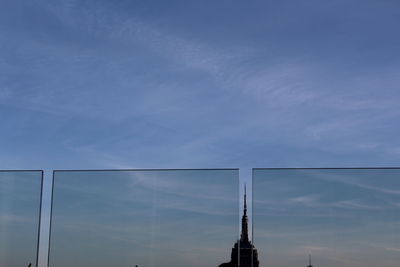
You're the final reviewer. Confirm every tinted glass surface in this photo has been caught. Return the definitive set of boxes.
[253,168,400,267]
[0,171,43,267]
[49,169,238,267]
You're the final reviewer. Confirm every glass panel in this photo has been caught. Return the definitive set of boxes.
[0,170,43,267]
[253,168,400,267]
[49,169,238,267]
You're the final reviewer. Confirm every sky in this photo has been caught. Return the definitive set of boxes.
[1,0,400,171]
[1,0,400,266]
[253,169,400,267]
[0,171,42,267]
[49,170,238,267]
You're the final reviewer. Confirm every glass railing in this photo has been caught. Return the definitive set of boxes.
[2,168,400,267]
[0,170,43,267]
[253,168,400,267]
[48,169,239,267]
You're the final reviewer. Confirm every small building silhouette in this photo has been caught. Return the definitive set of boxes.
[219,185,259,267]
[307,255,313,267]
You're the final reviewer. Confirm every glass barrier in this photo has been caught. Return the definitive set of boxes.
[253,168,400,267]
[49,169,238,267]
[0,170,43,267]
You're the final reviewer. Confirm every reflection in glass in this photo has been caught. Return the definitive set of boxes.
[0,171,43,267]
[253,168,400,267]
[49,169,238,267]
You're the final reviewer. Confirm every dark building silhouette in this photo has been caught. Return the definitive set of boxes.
[219,185,259,267]
[307,255,313,267]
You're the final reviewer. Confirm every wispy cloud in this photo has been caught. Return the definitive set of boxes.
[2,0,399,173]
[385,247,400,252]
[289,194,321,205]
[0,213,33,224]
[309,171,400,195]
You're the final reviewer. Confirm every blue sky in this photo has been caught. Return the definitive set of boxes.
[1,0,399,170]
[1,0,400,266]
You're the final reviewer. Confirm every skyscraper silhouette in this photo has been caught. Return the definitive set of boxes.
[219,185,259,267]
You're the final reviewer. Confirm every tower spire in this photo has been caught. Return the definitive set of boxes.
[240,184,249,243]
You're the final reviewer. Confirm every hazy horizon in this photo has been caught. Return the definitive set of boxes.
[253,169,400,267]
[0,171,42,267]
[48,169,238,267]
[2,169,400,267]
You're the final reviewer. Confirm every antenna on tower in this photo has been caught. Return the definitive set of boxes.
[244,184,247,215]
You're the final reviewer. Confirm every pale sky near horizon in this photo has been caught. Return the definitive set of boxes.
[49,170,238,267]
[253,169,400,267]
[1,0,400,267]
[0,171,42,267]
